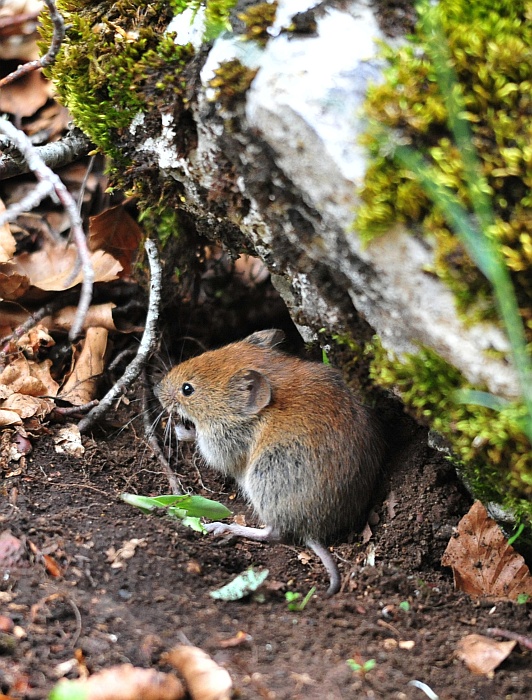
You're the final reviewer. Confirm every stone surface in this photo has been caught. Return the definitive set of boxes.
[138,0,518,398]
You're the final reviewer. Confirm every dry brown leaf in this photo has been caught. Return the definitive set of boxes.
[0,303,125,340]
[456,634,516,675]
[88,204,143,278]
[60,327,108,405]
[165,645,232,700]
[52,424,85,458]
[13,239,122,291]
[1,393,54,420]
[0,267,31,304]
[0,357,59,397]
[52,664,185,700]
[0,201,17,263]
[17,325,55,358]
[0,408,22,426]
[441,500,532,601]
[46,303,119,333]
[22,102,71,140]
[0,70,52,118]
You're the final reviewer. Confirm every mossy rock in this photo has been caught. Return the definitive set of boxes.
[359,0,532,529]
[359,0,532,330]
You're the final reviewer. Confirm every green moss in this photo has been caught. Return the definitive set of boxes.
[368,337,532,523]
[237,1,278,46]
[39,0,238,163]
[209,59,258,110]
[40,1,190,160]
[358,0,532,331]
[138,202,181,247]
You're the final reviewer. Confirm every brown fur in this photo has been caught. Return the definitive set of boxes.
[157,329,386,593]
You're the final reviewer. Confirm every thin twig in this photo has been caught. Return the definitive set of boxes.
[78,239,162,433]
[0,0,65,89]
[141,367,182,494]
[0,129,92,180]
[76,154,95,214]
[50,400,99,422]
[0,119,94,340]
[107,346,138,372]
[0,179,54,225]
[485,628,532,651]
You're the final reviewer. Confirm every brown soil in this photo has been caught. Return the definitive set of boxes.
[1,360,531,699]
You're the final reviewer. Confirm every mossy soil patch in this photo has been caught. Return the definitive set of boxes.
[1,400,530,699]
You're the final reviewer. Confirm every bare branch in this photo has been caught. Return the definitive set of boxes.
[0,179,54,223]
[0,129,92,180]
[40,0,66,68]
[0,118,94,340]
[78,239,162,433]
[0,0,66,89]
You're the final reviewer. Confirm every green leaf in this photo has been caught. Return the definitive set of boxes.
[210,568,269,601]
[507,523,525,547]
[48,681,88,700]
[175,495,232,519]
[454,390,509,412]
[180,516,206,533]
[121,493,232,520]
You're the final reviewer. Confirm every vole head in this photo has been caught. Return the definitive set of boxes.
[156,329,285,431]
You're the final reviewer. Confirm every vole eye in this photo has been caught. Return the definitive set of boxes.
[181,382,195,397]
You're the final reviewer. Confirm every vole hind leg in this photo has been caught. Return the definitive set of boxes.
[307,540,341,597]
[204,522,279,541]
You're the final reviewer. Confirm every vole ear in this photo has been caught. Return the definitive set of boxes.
[229,369,271,415]
[243,329,285,349]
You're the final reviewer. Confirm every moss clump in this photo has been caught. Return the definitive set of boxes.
[369,338,532,523]
[237,1,278,46]
[358,0,532,332]
[39,0,237,163]
[209,59,258,110]
[40,1,192,160]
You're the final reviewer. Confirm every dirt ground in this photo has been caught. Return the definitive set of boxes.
[1,320,531,700]
[0,0,530,698]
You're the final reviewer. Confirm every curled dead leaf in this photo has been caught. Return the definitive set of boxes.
[88,203,143,278]
[60,327,108,405]
[51,664,185,700]
[164,645,233,700]
[456,634,516,675]
[442,501,532,601]
[0,357,59,398]
[0,266,29,300]
[46,303,119,333]
[0,408,22,426]
[1,393,54,420]
[13,240,122,292]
